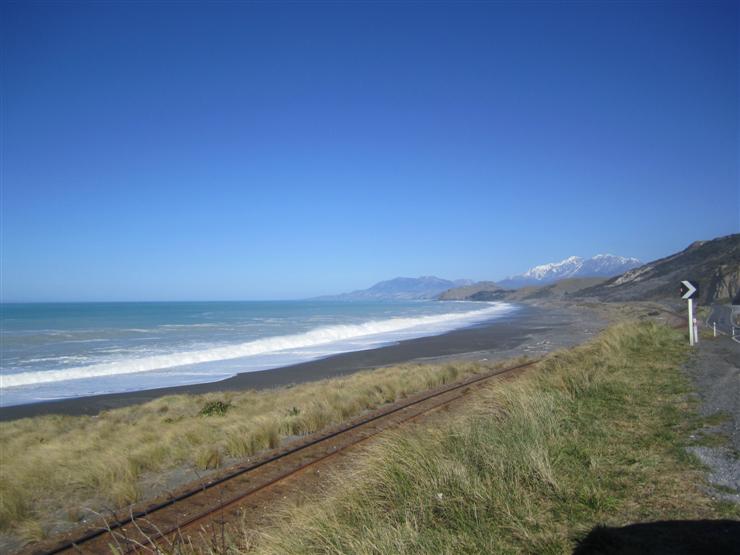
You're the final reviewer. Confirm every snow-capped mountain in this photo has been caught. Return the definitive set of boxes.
[498,254,641,289]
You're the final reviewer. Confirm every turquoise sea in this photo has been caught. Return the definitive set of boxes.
[0,300,515,407]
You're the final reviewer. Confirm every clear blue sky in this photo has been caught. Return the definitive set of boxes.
[1,1,738,301]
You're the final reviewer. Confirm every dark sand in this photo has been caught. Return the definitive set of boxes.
[0,303,603,421]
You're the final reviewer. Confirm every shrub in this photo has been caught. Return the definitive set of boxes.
[199,400,232,417]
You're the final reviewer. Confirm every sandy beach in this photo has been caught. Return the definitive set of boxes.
[0,303,605,421]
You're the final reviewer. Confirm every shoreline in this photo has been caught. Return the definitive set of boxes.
[0,303,601,421]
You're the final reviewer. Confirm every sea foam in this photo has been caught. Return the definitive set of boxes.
[0,303,514,388]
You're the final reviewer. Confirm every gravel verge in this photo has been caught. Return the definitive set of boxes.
[683,333,740,504]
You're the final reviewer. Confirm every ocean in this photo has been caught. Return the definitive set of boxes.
[0,300,516,407]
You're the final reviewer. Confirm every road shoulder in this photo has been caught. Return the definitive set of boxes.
[684,334,740,504]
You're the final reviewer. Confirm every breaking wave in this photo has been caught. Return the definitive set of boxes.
[1,303,514,388]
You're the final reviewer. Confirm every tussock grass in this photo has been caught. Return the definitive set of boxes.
[247,322,739,554]
[0,357,510,541]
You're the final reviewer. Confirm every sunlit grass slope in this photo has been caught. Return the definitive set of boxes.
[249,323,739,554]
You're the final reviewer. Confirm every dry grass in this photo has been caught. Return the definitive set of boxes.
[0,356,514,542]
[242,322,739,554]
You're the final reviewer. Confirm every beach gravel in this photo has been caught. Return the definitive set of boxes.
[683,334,740,503]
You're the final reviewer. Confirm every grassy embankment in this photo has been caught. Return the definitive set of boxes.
[242,322,739,554]
[0,356,513,542]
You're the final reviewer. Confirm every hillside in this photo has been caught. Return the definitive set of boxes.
[508,277,608,301]
[577,234,740,304]
[246,323,738,553]
[438,281,505,300]
[439,277,606,302]
[317,276,473,301]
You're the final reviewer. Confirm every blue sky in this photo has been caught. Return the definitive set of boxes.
[1,1,738,301]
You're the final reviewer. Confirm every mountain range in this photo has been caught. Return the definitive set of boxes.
[316,235,738,304]
[440,234,739,305]
[497,254,642,288]
[318,254,641,302]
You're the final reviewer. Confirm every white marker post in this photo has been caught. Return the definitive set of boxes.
[713,322,717,337]
[680,280,699,346]
[694,316,699,345]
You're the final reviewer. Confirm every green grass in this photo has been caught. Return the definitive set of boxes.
[245,322,739,554]
[199,400,233,417]
[0,356,514,542]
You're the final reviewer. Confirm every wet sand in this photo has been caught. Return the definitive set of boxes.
[0,303,604,421]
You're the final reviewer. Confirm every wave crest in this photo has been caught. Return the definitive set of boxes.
[1,303,514,388]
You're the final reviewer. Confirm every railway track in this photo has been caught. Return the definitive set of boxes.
[25,359,539,555]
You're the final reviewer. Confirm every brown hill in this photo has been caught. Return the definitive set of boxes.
[508,277,607,301]
[576,234,740,304]
[439,277,605,302]
[438,282,505,300]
